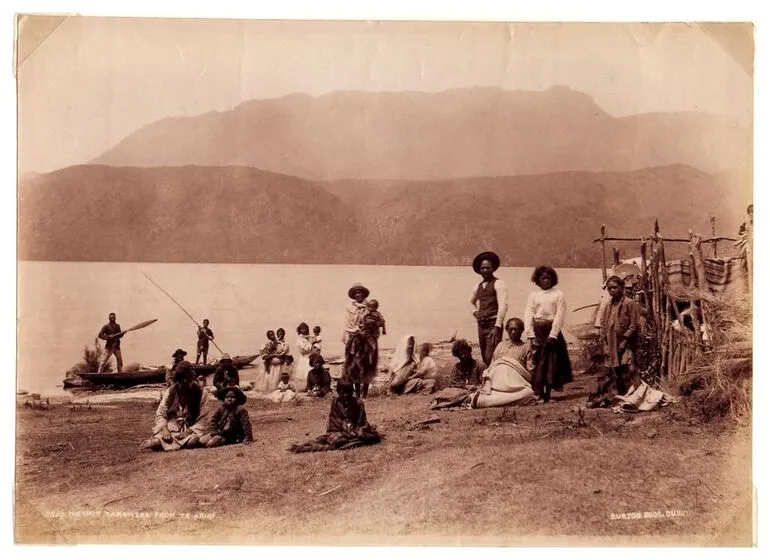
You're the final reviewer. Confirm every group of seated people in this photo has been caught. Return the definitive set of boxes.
[387,317,538,410]
[141,358,379,453]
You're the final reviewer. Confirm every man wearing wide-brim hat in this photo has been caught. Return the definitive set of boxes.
[343,283,370,344]
[470,251,509,366]
[166,348,189,386]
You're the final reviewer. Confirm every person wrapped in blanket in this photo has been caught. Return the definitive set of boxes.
[430,323,538,410]
[289,378,382,453]
[199,386,253,448]
[140,360,216,451]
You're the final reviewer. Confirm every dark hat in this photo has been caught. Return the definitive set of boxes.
[171,348,187,358]
[216,385,247,406]
[472,251,501,274]
[348,283,370,299]
[219,353,233,362]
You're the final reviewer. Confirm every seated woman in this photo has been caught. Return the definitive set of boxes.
[429,339,485,409]
[140,361,214,451]
[306,353,332,398]
[289,379,382,453]
[401,343,438,395]
[200,386,253,448]
[471,317,537,409]
[389,334,418,394]
[491,318,532,369]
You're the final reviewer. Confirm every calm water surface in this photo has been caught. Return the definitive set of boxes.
[17,262,604,395]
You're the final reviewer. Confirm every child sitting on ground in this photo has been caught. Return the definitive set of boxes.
[306,353,332,398]
[200,386,253,448]
[270,371,297,403]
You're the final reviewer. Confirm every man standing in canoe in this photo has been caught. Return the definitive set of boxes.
[97,312,124,372]
[196,319,215,365]
[470,251,509,367]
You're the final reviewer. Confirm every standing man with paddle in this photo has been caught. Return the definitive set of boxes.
[98,312,124,373]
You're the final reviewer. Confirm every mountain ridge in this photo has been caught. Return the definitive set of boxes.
[89,87,750,181]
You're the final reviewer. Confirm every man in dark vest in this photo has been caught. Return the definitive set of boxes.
[470,251,509,366]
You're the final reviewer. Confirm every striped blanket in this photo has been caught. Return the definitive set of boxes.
[666,257,746,295]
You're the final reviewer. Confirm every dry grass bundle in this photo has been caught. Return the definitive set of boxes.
[671,292,752,424]
[81,338,112,374]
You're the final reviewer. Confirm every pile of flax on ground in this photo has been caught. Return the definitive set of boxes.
[672,291,752,424]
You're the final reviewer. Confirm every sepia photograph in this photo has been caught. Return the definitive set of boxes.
[13,8,756,547]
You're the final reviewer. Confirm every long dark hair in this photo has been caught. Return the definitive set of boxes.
[167,380,202,427]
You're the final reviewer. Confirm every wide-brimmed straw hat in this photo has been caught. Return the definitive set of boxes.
[171,348,187,358]
[348,283,370,299]
[216,385,247,405]
[472,251,501,274]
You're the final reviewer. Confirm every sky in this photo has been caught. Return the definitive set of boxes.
[16,18,753,174]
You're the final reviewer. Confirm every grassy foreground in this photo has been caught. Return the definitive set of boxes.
[15,353,752,546]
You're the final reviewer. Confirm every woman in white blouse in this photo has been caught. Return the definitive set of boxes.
[523,266,573,403]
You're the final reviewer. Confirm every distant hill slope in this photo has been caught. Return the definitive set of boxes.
[18,165,359,263]
[325,165,746,267]
[18,164,745,267]
[89,87,750,180]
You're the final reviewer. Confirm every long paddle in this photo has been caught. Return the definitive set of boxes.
[109,318,159,338]
[140,270,225,354]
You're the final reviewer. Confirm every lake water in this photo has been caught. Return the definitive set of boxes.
[17,262,605,395]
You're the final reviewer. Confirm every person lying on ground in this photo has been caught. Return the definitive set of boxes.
[289,379,382,453]
[199,386,253,448]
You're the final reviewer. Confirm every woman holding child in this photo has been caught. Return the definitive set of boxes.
[342,283,383,398]
[294,322,314,392]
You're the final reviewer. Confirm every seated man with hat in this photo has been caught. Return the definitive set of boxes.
[470,251,509,366]
[212,354,240,391]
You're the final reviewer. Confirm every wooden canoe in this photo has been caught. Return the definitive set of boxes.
[66,367,168,388]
